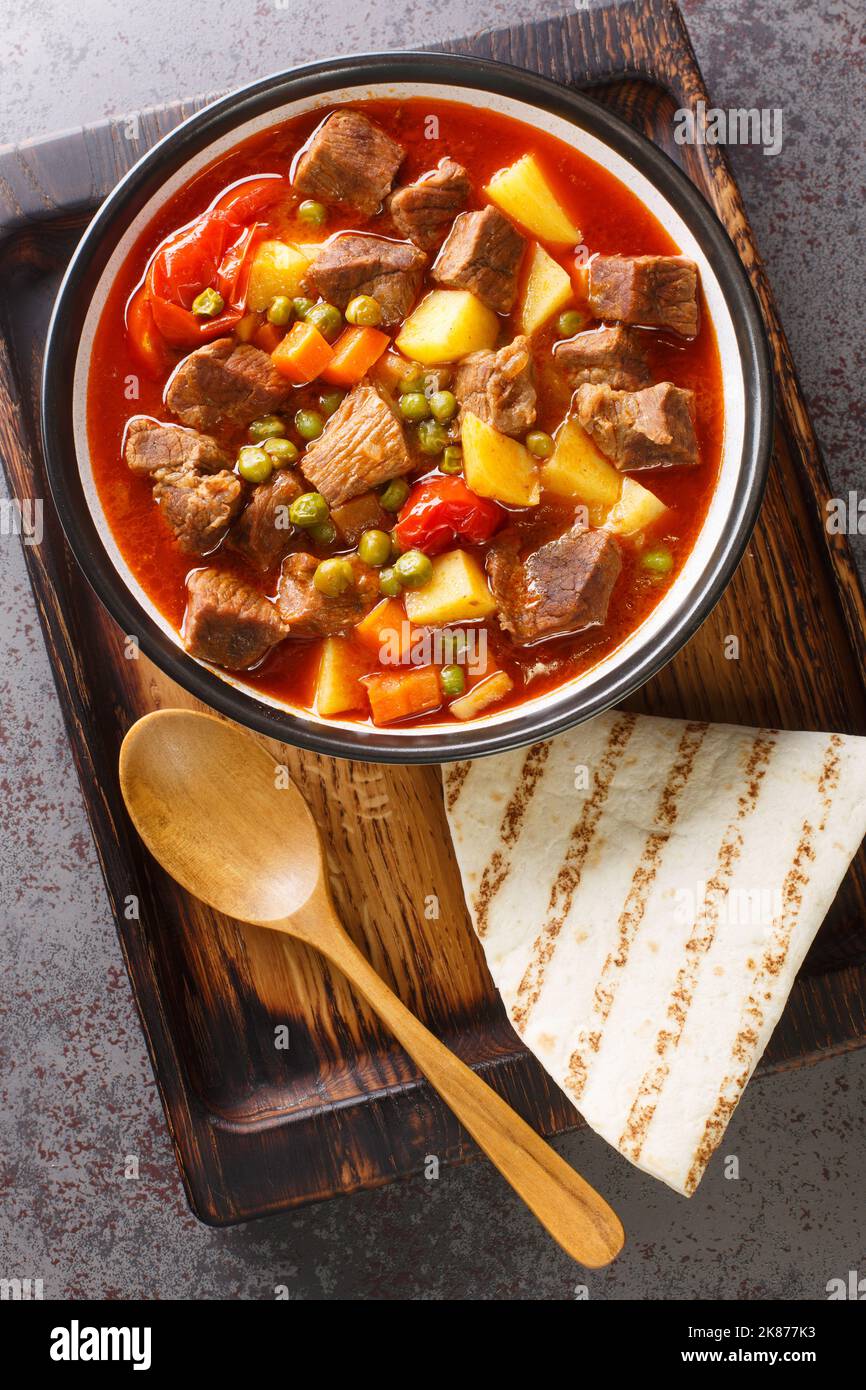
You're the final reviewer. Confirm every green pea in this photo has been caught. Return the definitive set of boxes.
[525,430,554,459]
[398,391,430,422]
[389,530,403,560]
[440,664,466,697]
[379,478,410,512]
[298,199,327,226]
[191,286,224,318]
[440,446,463,475]
[295,408,325,441]
[395,549,433,589]
[378,566,403,598]
[557,309,587,337]
[248,414,286,442]
[262,436,299,466]
[289,492,329,527]
[357,528,392,567]
[417,419,450,456]
[345,295,383,327]
[398,367,427,395]
[313,556,353,596]
[308,519,337,546]
[304,301,342,342]
[319,388,346,418]
[640,544,674,574]
[267,295,294,327]
[429,390,457,423]
[292,297,315,318]
[237,445,273,484]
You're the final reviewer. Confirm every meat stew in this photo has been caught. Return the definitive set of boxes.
[87,98,723,728]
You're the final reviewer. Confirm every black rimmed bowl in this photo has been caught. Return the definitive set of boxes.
[43,51,772,763]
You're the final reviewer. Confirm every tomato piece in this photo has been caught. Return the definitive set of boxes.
[126,286,172,378]
[216,223,269,309]
[148,210,238,309]
[148,293,241,347]
[394,477,504,555]
[130,178,288,359]
[212,175,289,222]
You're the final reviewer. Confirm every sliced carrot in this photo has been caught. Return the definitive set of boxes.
[254,321,284,353]
[364,666,441,726]
[320,325,390,387]
[355,597,415,663]
[271,319,334,383]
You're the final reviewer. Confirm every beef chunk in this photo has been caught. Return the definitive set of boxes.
[301,383,412,506]
[276,552,379,637]
[305,234,426,327]
[433,207,525,313]
[588,254,699,337]
[487,523,622,644]
[165,339,292,432]
[554,326,651,392]
[330,490,390,545]
[452,336,537,436]
[576,380,699,471]
[389,158,471,251]
[152,468,244,555]
[229,469,303,572]
[124,416,232,476]
[293,110,404,218]
[183,568,287,670]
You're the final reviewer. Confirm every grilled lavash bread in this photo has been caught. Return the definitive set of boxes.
[444,711,866,1196]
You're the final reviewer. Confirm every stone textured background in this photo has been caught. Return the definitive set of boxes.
[1,0,864,1300]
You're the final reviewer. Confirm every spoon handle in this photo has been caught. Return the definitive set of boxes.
[310,914,624,1268]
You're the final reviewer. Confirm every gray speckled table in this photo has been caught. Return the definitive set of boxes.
[1,0,864,1301]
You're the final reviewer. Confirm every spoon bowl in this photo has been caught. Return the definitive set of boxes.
[120,709,321,925]
[119,707,625,1268]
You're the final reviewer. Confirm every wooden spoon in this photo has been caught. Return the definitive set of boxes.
[119,708,624,1267]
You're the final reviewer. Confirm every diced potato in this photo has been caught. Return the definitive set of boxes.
[485,154,580,246]
[247,240,310,312]
[296,243,323,264]
[519,243,573,335]
[541,418,622,511]
[315,638,371,718]
[450,670,514,721]
[604,477,668,537]
[462,411,540,507]
[395,290,499,365]
[404,549,497,626]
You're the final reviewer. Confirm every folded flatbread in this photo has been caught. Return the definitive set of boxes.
[444,711,866,1195]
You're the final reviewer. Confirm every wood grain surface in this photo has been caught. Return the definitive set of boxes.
[0,0,863,1222]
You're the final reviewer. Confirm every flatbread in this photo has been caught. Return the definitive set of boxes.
[444,711,866,1195]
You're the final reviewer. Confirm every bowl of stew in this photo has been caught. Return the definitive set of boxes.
[44,52,771,762]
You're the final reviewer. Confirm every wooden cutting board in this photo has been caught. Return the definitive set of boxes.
[1,0,864,1224]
